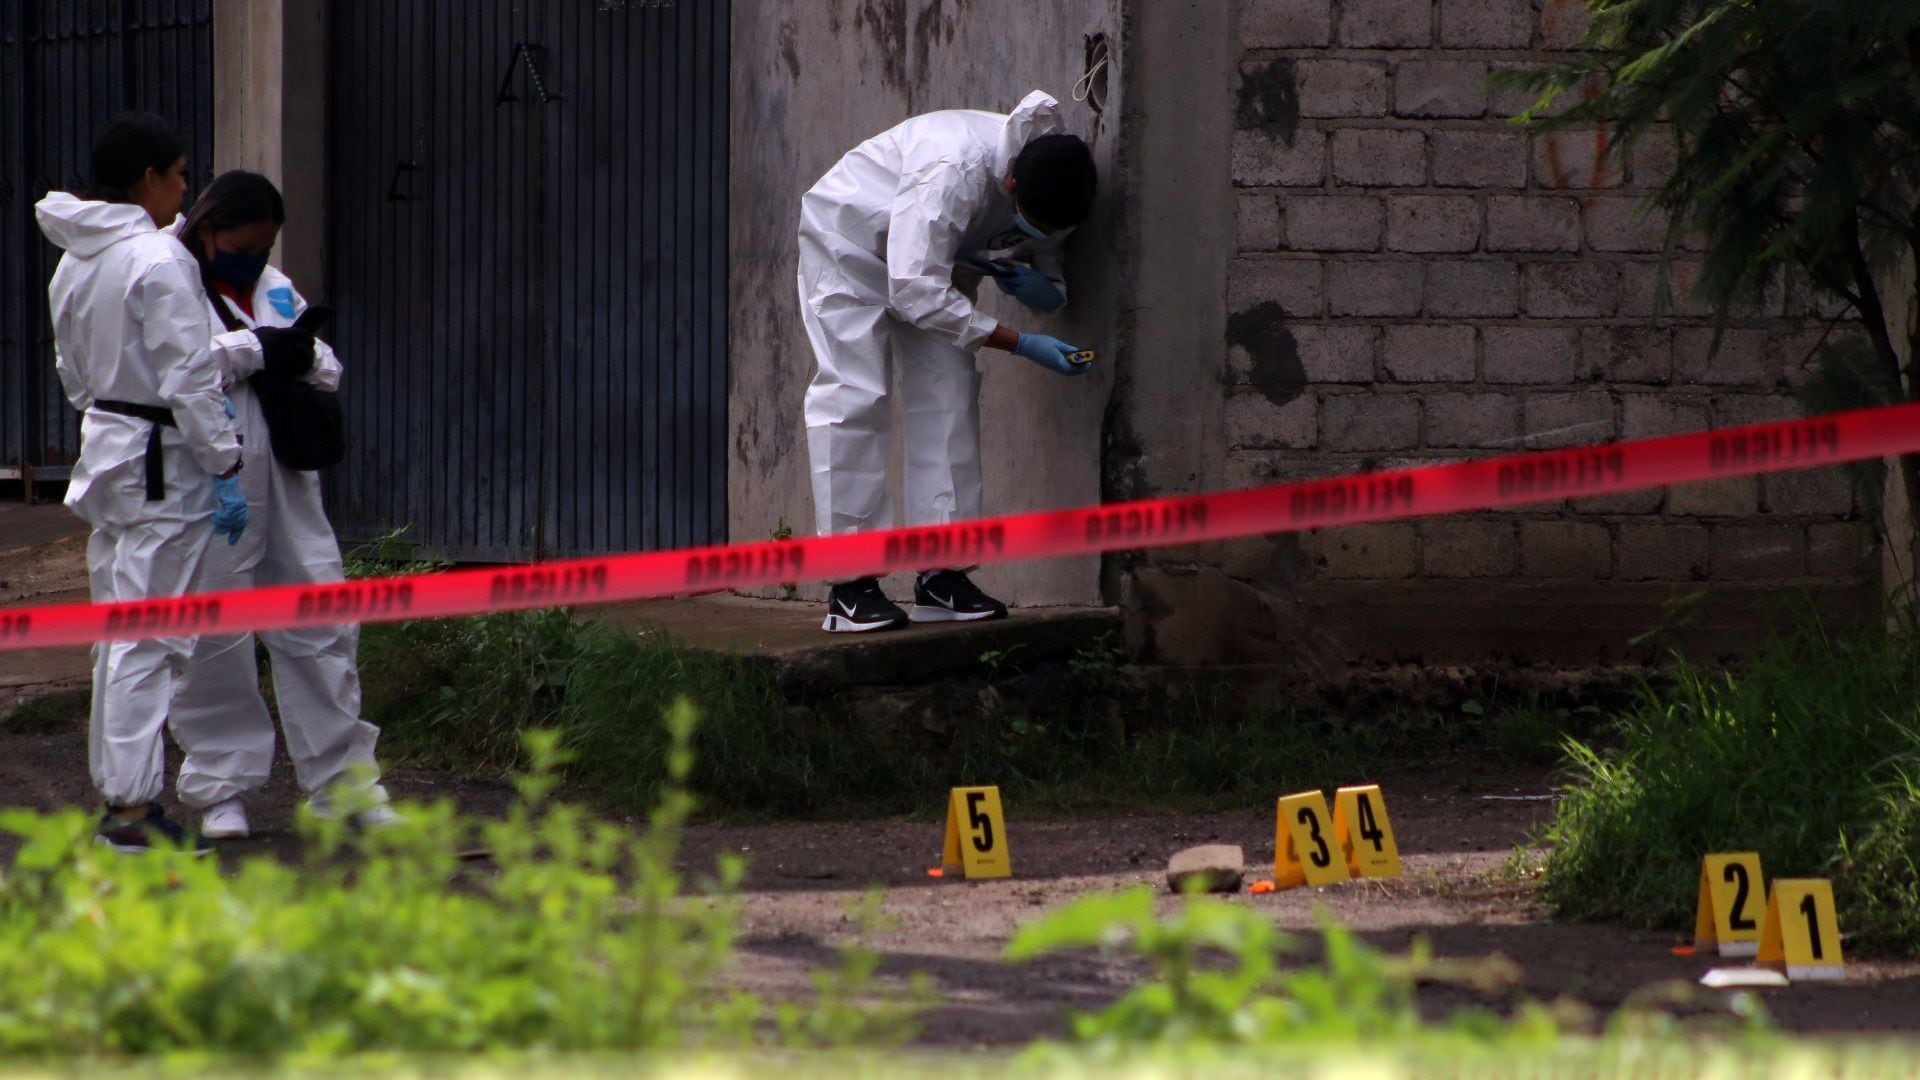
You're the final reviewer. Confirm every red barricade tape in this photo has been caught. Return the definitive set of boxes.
[1,403,1913,652]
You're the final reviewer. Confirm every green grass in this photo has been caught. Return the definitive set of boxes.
[353,610,1589,823]
[1541,617,1920,953]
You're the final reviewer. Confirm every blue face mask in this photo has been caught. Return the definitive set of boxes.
[1011,210,1047,240]
[211,249,270,292]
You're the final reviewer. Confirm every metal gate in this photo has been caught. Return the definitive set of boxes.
[0,0,216,485]
[327,0,728,561]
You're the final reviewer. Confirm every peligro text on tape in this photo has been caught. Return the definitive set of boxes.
[0,403,1914,653]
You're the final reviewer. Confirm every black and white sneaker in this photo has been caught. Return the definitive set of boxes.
[96,804,214,855]
[911,570,1009,624]
[823,578,910,633]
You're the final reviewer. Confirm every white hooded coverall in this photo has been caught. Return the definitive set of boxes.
[36,191,260,808]
[799,90,1073,537]
[165,260,386,812]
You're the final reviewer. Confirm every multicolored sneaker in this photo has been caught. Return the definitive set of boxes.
[96,804,214,855]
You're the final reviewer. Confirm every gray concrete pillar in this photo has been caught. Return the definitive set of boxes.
[212,0,328,293]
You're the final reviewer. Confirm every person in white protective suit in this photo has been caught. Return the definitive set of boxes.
[800,90,1099,633]
[35,114,312,852]
[164,171,393,840]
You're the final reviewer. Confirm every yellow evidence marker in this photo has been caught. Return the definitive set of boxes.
[1331,784,1402,879]
[1274,790,1352,890]
[1692,853,1765,957]
[1756,878,1845,981]
[941,786,1012,880]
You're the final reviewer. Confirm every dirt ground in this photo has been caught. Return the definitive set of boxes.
[3,715,1919,1047]
[4,507,1920,1047]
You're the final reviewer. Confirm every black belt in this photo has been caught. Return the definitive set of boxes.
[93,400,176,502]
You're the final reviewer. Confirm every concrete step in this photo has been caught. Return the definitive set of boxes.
[586,595,1123,691]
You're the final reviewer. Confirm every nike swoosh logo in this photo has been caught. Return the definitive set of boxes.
[927,592,956,608]
[836,599,861,618]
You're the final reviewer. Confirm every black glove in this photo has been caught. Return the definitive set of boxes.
[254,326,316,380]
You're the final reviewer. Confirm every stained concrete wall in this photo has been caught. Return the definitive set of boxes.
[730,0,1121,606]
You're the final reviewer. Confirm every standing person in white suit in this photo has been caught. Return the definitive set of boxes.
[799,91,1099,633]
[165,171,393,840]
[36,113,304,852]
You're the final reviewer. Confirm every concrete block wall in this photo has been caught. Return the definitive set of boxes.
[1218,0,1874,657]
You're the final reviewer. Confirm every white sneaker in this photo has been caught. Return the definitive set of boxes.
[308,794,399,830]
[200,798,251,840]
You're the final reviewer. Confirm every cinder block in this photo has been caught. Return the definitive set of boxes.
[1227,391,1320,449]
[1339,0,1433,47]
[1241,0,1334,48]
[1425,260,1519,317]
[1234,129,1329,188]
[1626,128,1679,187]
[1322,393,1421,451]
[1617,524,1709,581]
[1394,60,1490,118]
[1238,192,1282,252]
[1673,329,1780,388]
[1232,256,1325,316]
[1620,393,1708,440]
[1582,327,1673,384]
[1382,324,1476,382]
[1585,197,1667,252]
[1297,59,1390,118]
[1423,520,1519,578]
[1522,391,1615,448]
[1572,489,1665,514]
[1531,130,1623,188]
[1328,260,1425,317]
[1432,131,1528,188]
[1333,129,1428,186]
[1387,195,1481,253]
[1484,326,1580,384]
[1539,0,1595,49]
[1668,477,1761,517]
[1320,523,1418,578]
[1808,522,1874,578]
[1425,391,1521,448]
[1618,260,1712,319]
[1524,262,1621,318]
[1712,525,1806,580]
[1440,0,1533,47]
[1710,394,1801,428]
[1486,196,1581,252]
[1293,325,1381,383]
[1285,195,1386,252]
[1519,520,1611,578]
[1763,470,1855,517]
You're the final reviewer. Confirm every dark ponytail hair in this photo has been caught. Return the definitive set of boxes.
[179,171,286,330]
[86,112,186,202]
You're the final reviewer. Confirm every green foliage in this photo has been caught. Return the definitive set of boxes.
[1834,767,1920,951]
[1006,888,1559,1052]
[1501,0,1920,366]
[0,707,761,1057]
[1541,618,1920,952]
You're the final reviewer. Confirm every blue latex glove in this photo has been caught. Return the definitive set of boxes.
[994,265,1066,313]
[211,474,249,545]
[1013,332,1090,376]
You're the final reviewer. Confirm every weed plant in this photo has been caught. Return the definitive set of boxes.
[1542,618,1920,952]
[0,707,916,1057]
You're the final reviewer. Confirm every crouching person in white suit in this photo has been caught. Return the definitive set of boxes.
[167,171,393,839]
